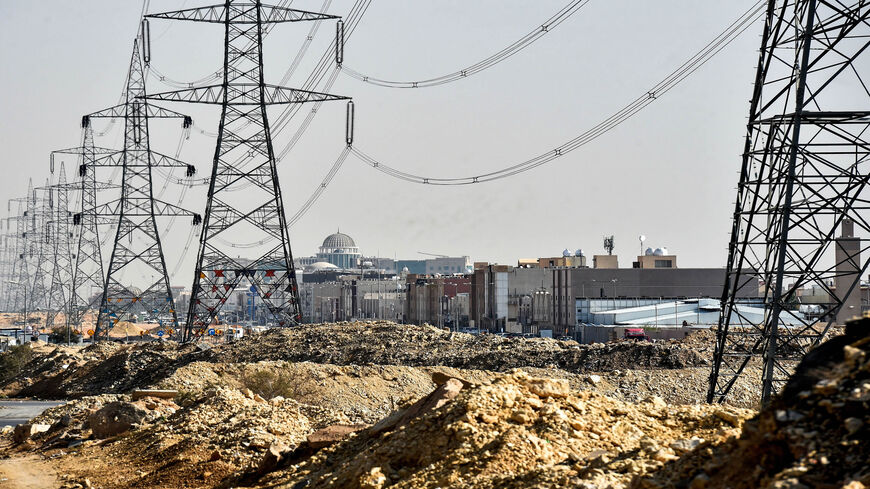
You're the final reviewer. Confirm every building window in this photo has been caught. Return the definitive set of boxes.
[654,260,673,268]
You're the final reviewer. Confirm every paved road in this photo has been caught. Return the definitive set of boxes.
[0,400,63,427]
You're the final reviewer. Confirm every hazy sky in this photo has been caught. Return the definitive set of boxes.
[0,0,764,285]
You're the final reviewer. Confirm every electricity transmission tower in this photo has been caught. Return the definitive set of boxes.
[51,122,120,331]
[2,196,30,313]
[43,165,76,329]
[709,0,870,404]
[146,1,348,340]
[87,38,200,337]
[9,180,38,320]
[29,180,54,314]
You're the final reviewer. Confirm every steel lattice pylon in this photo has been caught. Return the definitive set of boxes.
[88,39,199,338]
[4,193,31,313]
[29,180,54,314]
[53,121,118,331]
[146,1,348,340]
[43,164,76,330]
[709,0,870,404]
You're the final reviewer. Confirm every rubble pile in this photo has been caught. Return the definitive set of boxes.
[633,320,870,489]
[155,361,482,424]
[255,371,752,489]
[211,322,708,372]
[137,386,341,467]
[0,322,714,403]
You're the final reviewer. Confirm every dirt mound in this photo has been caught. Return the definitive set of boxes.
[0,321,711,401]
[15,344,192,399]
[212,322,707,372]
[634,318,870,489]
[255,371,751,489]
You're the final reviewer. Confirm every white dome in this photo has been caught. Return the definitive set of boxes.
[562,249,572,257]
[653,247,666,256]
[574,249,584,257]
[305,261,339,272]
[645,247,654,256]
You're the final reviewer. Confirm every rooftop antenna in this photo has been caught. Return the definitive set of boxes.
[603,235,614,256]
[639,234,646,256]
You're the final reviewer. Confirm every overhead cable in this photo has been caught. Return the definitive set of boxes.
[340,0,591,88]
[350,0,767,185]
[287,145,352,228]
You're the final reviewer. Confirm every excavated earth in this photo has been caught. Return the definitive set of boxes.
[0,320,862,489]
[0,322,754,405]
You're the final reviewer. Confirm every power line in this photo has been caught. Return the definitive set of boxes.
[340,0,591,88]
[349,0,767,185]
[288,145,352,228]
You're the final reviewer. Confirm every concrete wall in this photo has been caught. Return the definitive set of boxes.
[636,255,677,269]
[578,324,707,344]
[593,255,618,269]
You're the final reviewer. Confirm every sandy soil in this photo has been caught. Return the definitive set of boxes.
[0,452,59,489]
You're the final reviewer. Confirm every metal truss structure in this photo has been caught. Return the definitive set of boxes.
[51,122,120,331]
[709,0,870,404]
[146,1,347,340]
[29,181,54,314]
[2,194,31,313]
[88,39,200,338]
[42,165,76,329]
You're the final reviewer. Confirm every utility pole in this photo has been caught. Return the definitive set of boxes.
[145,1,349,341]
[86,37,200,339]
[709,0,870,405]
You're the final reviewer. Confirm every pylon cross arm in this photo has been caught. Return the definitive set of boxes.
[146,84,347,106]
[146,4,337,24]
[87,103,192,122]
[52,146,118,156]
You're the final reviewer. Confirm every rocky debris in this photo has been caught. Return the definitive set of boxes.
[12,423,51,443]
[130,389,177,401]
[633,317,870,489]
[306,423,369,450]
[88,401,149,438]
[257,441,292,476]
[0,322,713,403]
[371,376,465,436]
[129,386,331,468]
[255,370,752,489]
[211,322,709,373]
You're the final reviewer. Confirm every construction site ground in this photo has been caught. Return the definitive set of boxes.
[0,320,866,489]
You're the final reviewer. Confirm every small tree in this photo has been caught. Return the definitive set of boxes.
[48,325,82,344]
[0,344,33,381]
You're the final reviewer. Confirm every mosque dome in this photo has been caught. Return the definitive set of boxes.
[316,230,361,269]
[322,232,356,249]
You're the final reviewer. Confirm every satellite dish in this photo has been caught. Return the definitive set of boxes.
[639,235,646,242]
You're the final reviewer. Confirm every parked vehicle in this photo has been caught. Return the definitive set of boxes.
[624,328,651,341]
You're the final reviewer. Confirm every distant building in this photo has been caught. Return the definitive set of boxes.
[593,255,618,269]
[634,247,677,269]
[397,257,471,275]
[425,256,471,275]
[316,231,361,269]
[471,248,759,336]
[406,274,471,327]
[538,249,586,268]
